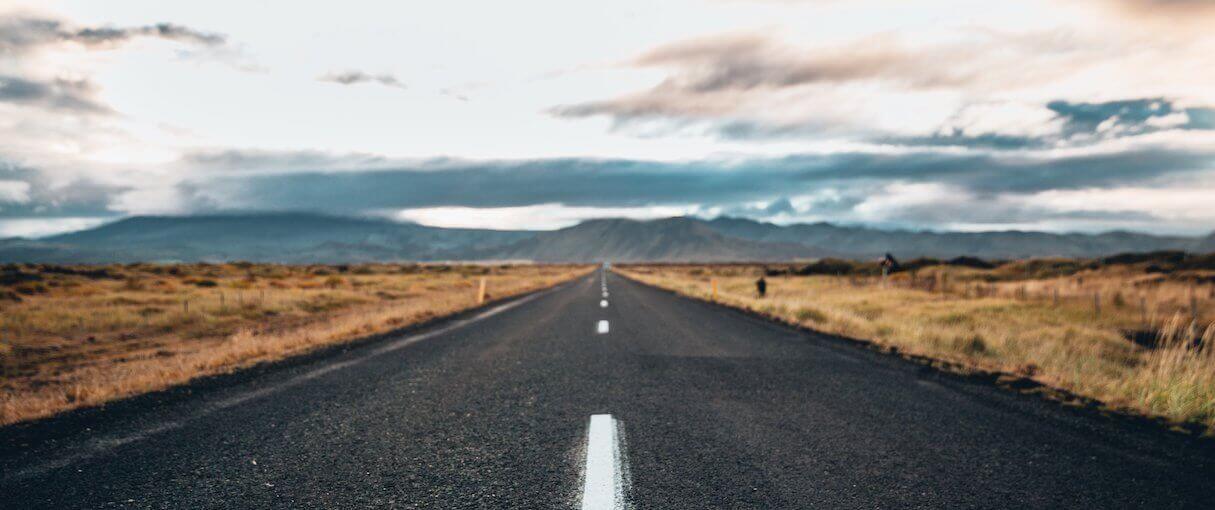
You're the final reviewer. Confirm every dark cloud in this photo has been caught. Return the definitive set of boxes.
[318,71,406,89]
[174,147,1213,214]
[0,75,111,113]
[4,147,1210,234]
[0,15,225,55]
[1048,98,1213,135]
[904,98,1214,150]
[727,98,1215,149]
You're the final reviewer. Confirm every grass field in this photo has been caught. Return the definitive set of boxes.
[0,262,590,425]
[617,259,1215,433]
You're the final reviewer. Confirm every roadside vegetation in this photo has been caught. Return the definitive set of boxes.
[617,252,1215,433]
[0,262,590,425]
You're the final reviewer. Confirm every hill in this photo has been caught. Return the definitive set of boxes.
[3,213,531,263]
[0,213,1208,263]
[477,217,823,262]
[703,217,1205,259]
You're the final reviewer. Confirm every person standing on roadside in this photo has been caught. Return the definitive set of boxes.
[756,276,767,298]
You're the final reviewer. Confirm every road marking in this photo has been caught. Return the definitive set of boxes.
[600,300,608,308]
[597,320,610,334]
[4,287,555,483]
[602,291,609,298]
[581,414,630,510]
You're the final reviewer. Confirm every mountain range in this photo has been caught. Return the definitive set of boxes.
[0,213,1211,263]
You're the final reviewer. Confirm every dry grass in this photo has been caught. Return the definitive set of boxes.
[0,262,590,425]
[617,263,1215,432]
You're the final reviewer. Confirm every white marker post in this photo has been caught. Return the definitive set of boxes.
[581,414,627,510]
[597,320,610,334]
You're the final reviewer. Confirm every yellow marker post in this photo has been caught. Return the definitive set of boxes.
[477,277,487,304]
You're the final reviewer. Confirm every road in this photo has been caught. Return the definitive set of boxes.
[2,268,1214,508]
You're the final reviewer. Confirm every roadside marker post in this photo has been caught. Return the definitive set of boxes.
[711,279,718,301]
[477,277,487,304]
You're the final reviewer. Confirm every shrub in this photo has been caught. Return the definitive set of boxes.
[959,334,988,355]
[796,307,827,324]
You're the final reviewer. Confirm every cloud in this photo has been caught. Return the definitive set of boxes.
[882,98,1215,150]
[549,29,1103,131]
[0,15,226,54]
[172,146,1213,212]
[0,162,129,219]
[182,148,391,174]
[318,70,407,90]
[0,179,31,204]
[551,33,971,124]
[1048,98,1213,137]
[0,75,111,113]
[5,144,1213,234]
[1099,0,1215,18]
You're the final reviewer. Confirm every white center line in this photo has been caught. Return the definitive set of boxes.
[597,320,610,334]
[600,300,608,308]
[581,414,630,510]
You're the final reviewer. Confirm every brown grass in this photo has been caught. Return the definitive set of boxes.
[617,263,1215,432]
[0,262,591,425]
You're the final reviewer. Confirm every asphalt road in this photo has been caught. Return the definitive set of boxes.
[2,268,1214,508]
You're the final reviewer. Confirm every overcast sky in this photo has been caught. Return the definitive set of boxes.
[1,0,1213,236]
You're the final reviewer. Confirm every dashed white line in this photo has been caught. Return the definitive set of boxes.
[597,320,610,334]
[580,414,630,510]
[600,300,608,308]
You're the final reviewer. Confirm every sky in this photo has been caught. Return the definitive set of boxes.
[1,0,1213,237]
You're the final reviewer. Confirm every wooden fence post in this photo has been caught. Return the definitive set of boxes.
[1139,295,1147,326]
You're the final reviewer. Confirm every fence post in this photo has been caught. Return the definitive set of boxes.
[711,278,718,301]
[1053,288,1059,308]
[183,299,189,314]
[1139,295,1147,325]
[219,291,225,310]
[1093,291,1101,317]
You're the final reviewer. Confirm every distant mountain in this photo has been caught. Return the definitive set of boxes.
[1,213,532,263]
[703,217,1207,259]
[0,213,1209,263]
[475,217,823,262]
